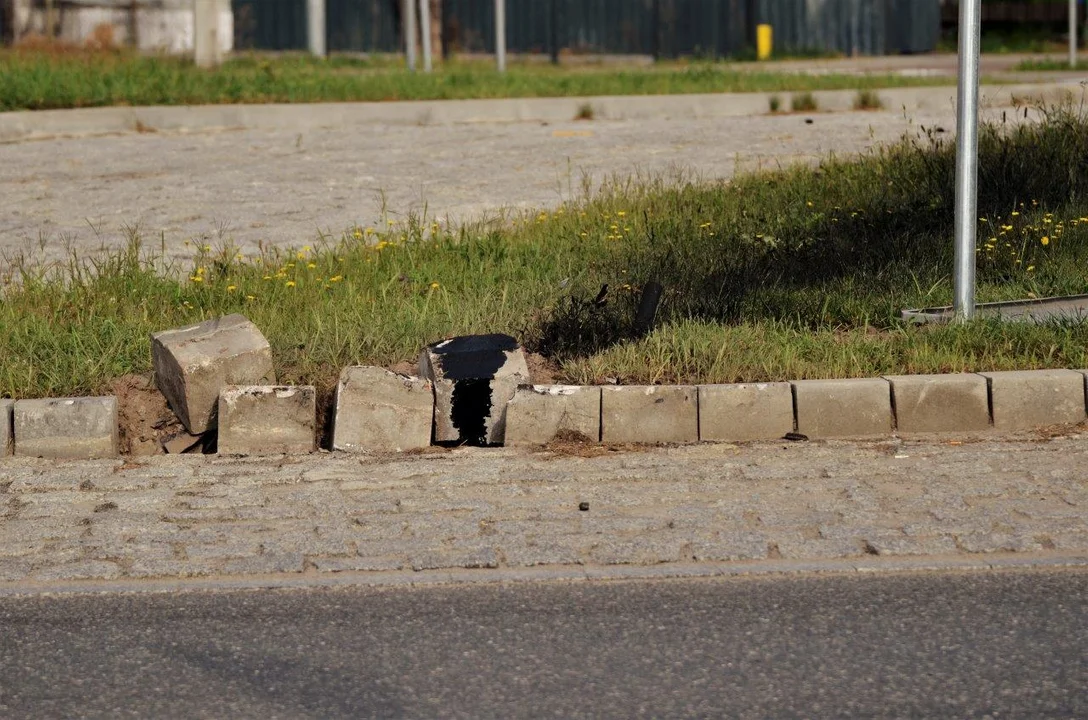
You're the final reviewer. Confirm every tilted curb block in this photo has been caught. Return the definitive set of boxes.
[698,383,794,442]
[152,314,276,435]
[792,378,892,438]
[505,385,602,446]
[218,386,316,456]
[885,373,991,433]
[601,386,698,444]
[0,400,12,457]
[979,369,1086,431]
[13,397,119,459]
[332,366,433,453]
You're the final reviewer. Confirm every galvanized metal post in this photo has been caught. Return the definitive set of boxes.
[953,0,981,321]
[404,0,418,71]
[495,0,506,73]
[1071,0,1079,69]
[307,0,326,57]
[418,0,432,71]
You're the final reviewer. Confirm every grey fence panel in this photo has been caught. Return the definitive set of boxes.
[232,0,940,57]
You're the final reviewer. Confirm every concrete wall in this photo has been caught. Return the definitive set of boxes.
[9,0,233,55]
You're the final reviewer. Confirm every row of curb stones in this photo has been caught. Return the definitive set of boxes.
[2,312,1087,458]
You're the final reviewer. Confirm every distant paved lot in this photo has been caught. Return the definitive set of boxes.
[1,433,1085,585]
[1,106,984,267]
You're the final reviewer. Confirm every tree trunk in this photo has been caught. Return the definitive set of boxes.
[429,0,442,59]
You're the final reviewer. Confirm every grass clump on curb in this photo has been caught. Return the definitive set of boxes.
[0,45,958,112]
[2,105,1088,397]
[790,92,819,112]
[853,89,883,110]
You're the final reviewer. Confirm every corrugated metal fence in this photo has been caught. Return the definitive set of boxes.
[232,0,941,57]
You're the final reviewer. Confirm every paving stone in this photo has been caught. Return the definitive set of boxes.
[33,560,123,581]
[310,555,406,573]
[885,373,991,433]
[503,385,601,446]
[13,397,119,460]
[220,552,305,575]
[698,383,794,442]
[981,369,1086,431]
[151,314,275,434]
[792,378,893,438]
[419,334,529,446]
[601,386,698,444]
[127,558,217,579]
[331,366,433,453]
[217,385,316,456]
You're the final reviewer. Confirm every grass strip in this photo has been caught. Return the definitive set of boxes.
[0,48,960,112]
[1,105,1087,398]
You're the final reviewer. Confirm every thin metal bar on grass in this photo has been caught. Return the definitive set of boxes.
[953,0,981,321]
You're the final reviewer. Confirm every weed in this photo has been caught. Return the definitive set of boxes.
[791,92,818,112]
[575,102,595,121]
[768,95,781,113]
[853,89,883,110]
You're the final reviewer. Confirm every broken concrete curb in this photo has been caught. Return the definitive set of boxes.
[217,385,316,456]
[151,314,275,435]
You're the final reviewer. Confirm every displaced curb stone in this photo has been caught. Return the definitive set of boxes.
[885,373,991,433]
[505,385,601,446]
[601,386,698,444]
[217,386,316,456]
[419,334,529,446]
[792,378,892,438]
[13,397,119,459]
[151,314,275,435]
[980,369,1087,431]
[332,366,433,453]
[698,383,794,442]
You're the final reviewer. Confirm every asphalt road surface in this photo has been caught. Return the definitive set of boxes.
[1,568,1085,718]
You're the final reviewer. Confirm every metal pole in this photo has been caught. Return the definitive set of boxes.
[1071,0,1079,69]
[549,0,558,65]
[307,0,326,57]
[495,0,506,73]
[418,0,432,71]
[953,0,981,321]
[404,0,418,71]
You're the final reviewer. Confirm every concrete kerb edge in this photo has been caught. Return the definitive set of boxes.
[1,553,1085,598]
[0,82,1079,143]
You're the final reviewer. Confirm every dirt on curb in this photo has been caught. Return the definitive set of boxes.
[109,373,182,456]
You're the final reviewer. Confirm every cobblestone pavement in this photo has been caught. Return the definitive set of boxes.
[1,106,991,267]
[2,433,1085,585]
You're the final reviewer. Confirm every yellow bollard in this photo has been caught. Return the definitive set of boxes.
[757,24,773,60]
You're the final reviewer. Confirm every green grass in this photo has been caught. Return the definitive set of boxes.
[853,89,883,111]
[2,105,1088,400]
[0,47,960,112]
[1014,58,1088,72]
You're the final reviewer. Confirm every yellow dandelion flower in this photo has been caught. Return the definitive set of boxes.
[201,244,211,252]
[246,295,255,301]
[189,276,203,283]
[307,262,317,269]
[285,281,297,288]
[1011,211,1020,216]
[1041,236,1050,246]
[1027,265,1035,271]
[430,282,440,289]
[263,275,272,280]
[617,211,626,217]
[329,275,343,282]
[806,201,814,208]
[226,285,236,292]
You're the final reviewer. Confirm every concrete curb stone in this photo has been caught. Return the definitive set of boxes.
[884,373,991,433]
[979,369,1087,430]
[792,378,893,438]
[601,385,698,444]
[13,397,119,459]
[0,82,1078,143]
[331,366,433,453]
[217,385,317,456]
[505,385,602,446]
[0,399,11,457]
[698,383,794,442]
